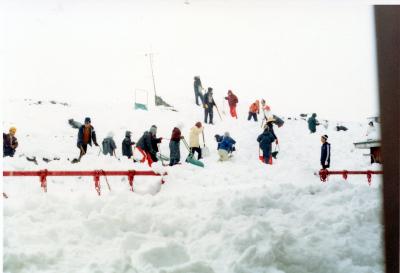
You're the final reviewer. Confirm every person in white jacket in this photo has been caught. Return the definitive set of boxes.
[189,122,203,159]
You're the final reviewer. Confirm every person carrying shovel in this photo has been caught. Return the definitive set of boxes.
[189,122,203,160]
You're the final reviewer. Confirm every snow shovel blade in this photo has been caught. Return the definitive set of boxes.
[186,155,204,168]
[201,146,210,157]
[157,153,170,161]
[271,151,279,159]
[71,158,80,164]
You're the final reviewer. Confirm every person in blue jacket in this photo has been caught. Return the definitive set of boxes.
[217,132,236,161]
[320,134,331,169]
[257,126,276,164]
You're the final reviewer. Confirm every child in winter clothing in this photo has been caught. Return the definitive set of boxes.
[225,90,238,119]
[122,131,135,159]
[77,117,99,160]
[189,122,203,160]
[217,132,236,161]
[307,113,318,133]
[257,126,276,164]
[3,127,18,157]
[203,88,216,124]
[102,132,117,156]
[169,124,183,166]
[320,135,331,169]
[193,76,204,106]
[260,99,271,119]
[248,100,260,121]
[136,125,162,166]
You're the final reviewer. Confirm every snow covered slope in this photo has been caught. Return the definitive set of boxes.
[3,97,383,273]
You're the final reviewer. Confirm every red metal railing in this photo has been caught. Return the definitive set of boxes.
[318,169,383,185]
[3,170,167,195]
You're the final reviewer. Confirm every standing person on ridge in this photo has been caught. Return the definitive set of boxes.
[76,117,99,161]
[224,90,238,119]
[3,127,18,157]
[189,122,203,160]
[203,87,216,124]
[193,76,204,106]
[122,131,135,159]
[257,126,276,164]
[248,100,260,122]
[307,113,319,133]
[320,135,331,170]
[169,123,184,166]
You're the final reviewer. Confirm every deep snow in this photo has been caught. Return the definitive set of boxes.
[3,96,383,273]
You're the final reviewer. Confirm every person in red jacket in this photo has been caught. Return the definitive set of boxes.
[169,123,183,166]
[224,90,239,119]
[248,100,260,121]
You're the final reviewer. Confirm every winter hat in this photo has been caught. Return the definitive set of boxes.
[312,113,317,117]
[322,134,328,140]
[84,117,91,123]
[228,90,232,95]
[149,125,157,135]
[9,127,16,134]
[125,131,132,137]
[208,87,213,92]
[195,122,202,128]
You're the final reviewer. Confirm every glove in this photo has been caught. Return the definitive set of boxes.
[204,104,208,109]
[275,139,279,144]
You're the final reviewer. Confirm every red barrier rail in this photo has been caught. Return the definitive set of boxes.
[3,170,167,195]
[319,170,383,185]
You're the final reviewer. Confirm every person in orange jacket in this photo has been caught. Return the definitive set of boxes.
[224,90,239,119]
[248,100,260,122]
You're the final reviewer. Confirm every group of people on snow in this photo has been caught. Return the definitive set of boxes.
[4,76,335,171]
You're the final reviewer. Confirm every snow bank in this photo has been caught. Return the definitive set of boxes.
[2,98,383,273]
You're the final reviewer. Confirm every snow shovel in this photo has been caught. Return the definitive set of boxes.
[201,131,210,157]
[271,144,280,159]
[215,103,223,121]
[182,138,204,168]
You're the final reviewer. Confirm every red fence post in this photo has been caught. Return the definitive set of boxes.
[39,169,48,192]
[128,170,135,192]
[93,171,101,196]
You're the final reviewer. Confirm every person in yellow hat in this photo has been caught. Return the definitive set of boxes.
[3,127,18,157]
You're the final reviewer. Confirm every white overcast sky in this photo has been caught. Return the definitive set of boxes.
[1,0,382,121]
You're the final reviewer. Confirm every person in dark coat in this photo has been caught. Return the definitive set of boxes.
[224,90,238,119]
[257,126,276,164]
[203,87,216,124]
[136,125,162,166]
[193,76,204,106]
[122,131,135,159]
[307,113,318,133]
[320,134,331,169]
[3,127,18,157]
[77,117,98,160]
[102,132,117,156]
[169,124,183,166]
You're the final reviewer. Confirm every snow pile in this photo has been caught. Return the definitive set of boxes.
[3,97,383,273]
